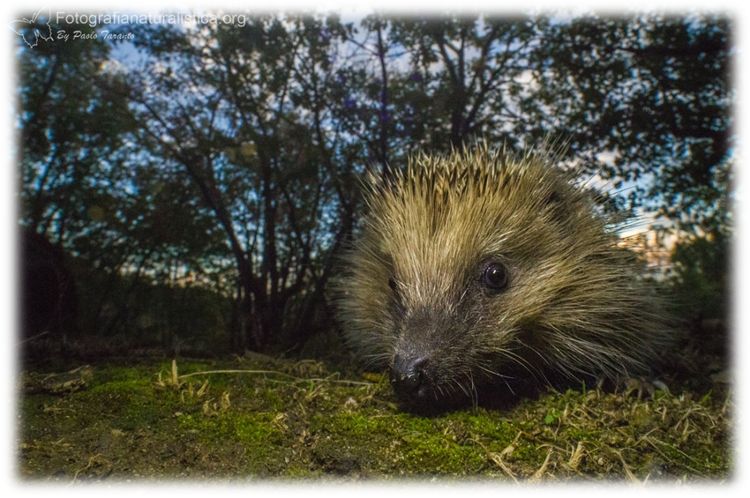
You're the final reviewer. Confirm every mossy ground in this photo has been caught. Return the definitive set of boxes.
[18,354,731,482]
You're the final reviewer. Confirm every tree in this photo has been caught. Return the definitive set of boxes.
[18,21,134,240]
[17,20,228,340]
[129,15,359,351]
[16,12,733,355]
[529,15,731,235]
[387,16,539,152]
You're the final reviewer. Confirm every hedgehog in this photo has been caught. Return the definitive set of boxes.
[334,145,673,412]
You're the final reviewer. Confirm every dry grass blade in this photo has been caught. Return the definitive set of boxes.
[568,441,585,471]
[220,391,231,410]
[475,432,520,483]
[71,453,110,483]
[530,448,553,482]
[615,450,640,483]
[488,450,518,483]
[171,359,179,385]
[196,379,210,397]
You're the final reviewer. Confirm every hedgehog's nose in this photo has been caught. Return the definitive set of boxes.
[390,354,429,399]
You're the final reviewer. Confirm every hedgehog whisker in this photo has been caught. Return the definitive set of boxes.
[498,346,545,382]
[474,362,513,380]
[468,373,479,409]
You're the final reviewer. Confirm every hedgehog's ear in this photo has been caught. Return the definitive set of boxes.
[545,190,562,207]
[544,189,567,224]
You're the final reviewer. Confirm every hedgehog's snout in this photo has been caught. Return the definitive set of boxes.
[389,308,452,407]
[390,352,430,401]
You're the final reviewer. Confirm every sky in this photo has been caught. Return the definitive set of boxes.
[93,8,684,271]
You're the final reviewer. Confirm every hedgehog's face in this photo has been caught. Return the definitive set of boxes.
[338,151,667,413]
[384,254,523,412]
[375,210,554,412]
[341,160,580,412]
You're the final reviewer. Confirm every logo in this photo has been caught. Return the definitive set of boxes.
[9,8,53,48]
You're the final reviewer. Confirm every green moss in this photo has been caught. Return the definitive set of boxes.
[90,365,149,383]
[18,357,732,481]
[398,431,486,474]
[178,411,282,444]
[235,413,281,445]
[323,413,379,437]
[88,378,152,396]
[565,427,600,441]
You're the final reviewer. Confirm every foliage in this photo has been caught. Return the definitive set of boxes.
[15,12,733,353]
[530,15,732,232]
[669,228,730,323]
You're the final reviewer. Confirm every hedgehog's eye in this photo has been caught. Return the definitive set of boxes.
[388,277,398,292]
[482,262,509,291]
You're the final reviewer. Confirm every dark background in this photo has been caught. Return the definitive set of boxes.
[16,12,732,365]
